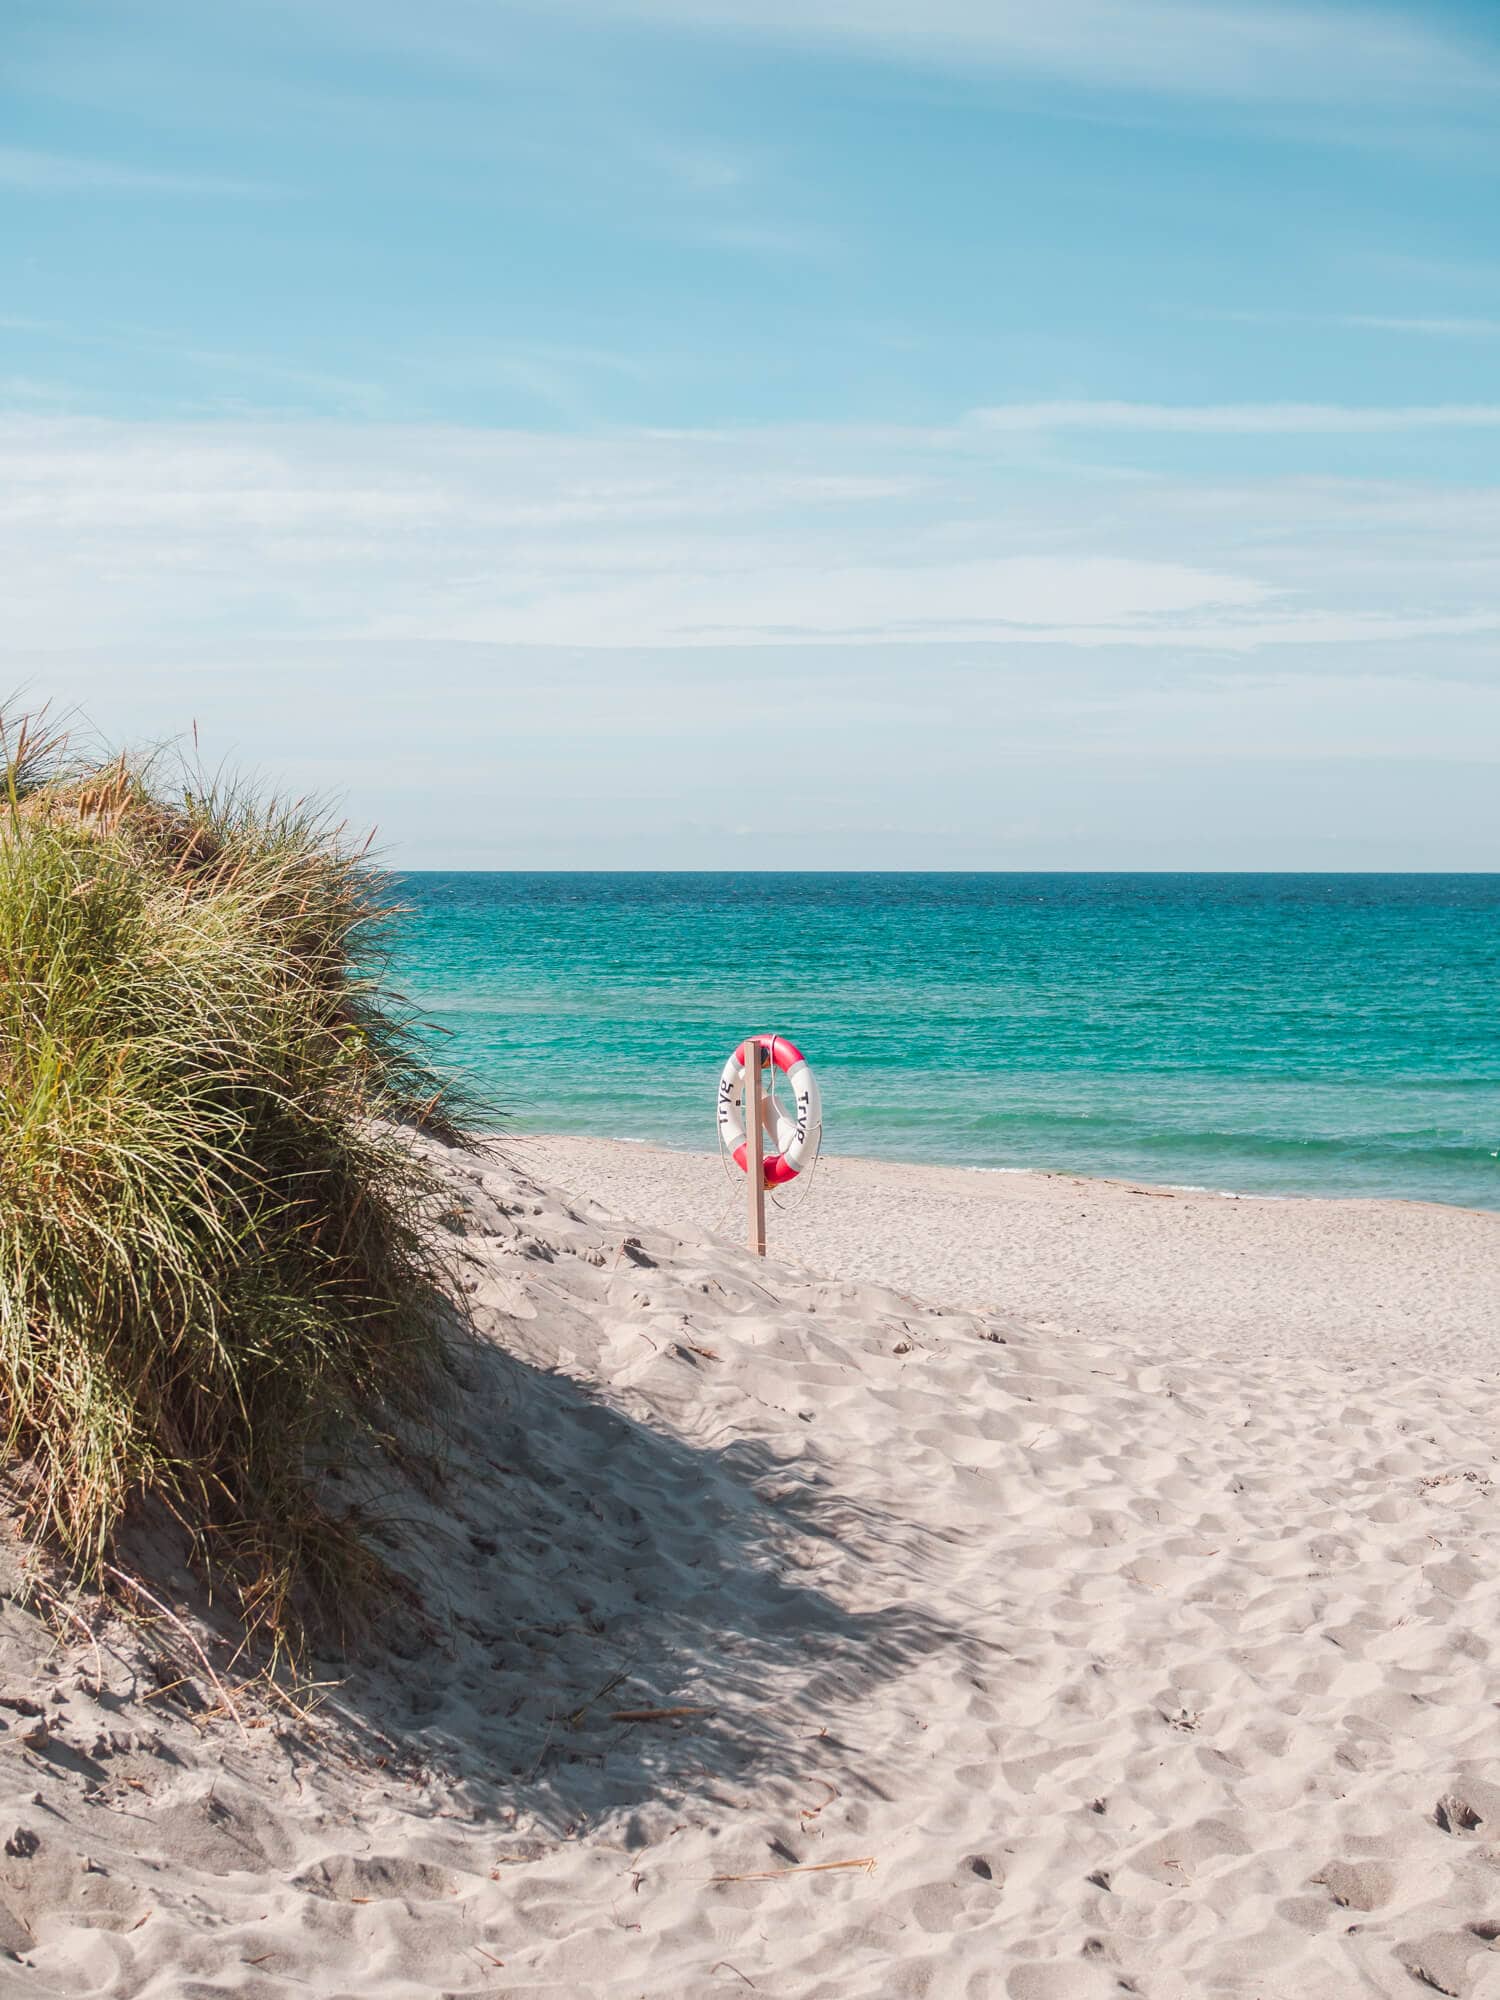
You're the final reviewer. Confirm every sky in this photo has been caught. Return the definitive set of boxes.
[3,0,1498,868]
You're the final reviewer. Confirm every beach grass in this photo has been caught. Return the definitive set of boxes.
[0,712,470,1654]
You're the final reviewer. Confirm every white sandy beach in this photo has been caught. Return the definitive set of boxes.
[1,1138,1499,1998]
[520,1136,1500,1370]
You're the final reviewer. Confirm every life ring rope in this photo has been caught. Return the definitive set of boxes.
[716,1033,822,1190]
[760,1036,823,1212]
[713,1076,824,1222]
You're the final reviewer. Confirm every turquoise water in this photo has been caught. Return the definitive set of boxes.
[392,875,1500,1211]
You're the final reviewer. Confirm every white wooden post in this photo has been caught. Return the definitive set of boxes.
[745,1036,766,1257]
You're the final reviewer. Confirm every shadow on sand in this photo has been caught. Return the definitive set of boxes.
[319,1310,956,1840]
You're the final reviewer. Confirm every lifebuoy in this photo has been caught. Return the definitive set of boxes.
[717,1035,822,1185]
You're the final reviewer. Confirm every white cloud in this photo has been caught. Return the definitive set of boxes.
[367,554,1268,648]
[0,146,276,198]
[969,401,1500,435]
[1346,315,1500,338]
[2,414,1496,668]
[1184,308,1500,339]
[655,217,836,259]
[550,0,1497,103]
[0,376,76,410]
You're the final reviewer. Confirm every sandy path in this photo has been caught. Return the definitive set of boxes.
[517,1135,1500,1370]
[0,1138,1497,1997]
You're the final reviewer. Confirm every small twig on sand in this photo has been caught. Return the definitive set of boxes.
[712,1965,757,1989]
[31,1574,107,1689]
[609,1705,715,1723]
[104,1566,250,1747]
[523,1714,555,1782]
[710,1857,875,1882]
[799,1780,839,1824]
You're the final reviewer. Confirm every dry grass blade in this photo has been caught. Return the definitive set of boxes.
[105,1565,252,1746]
[566,1671,629,1727]
[709,1858,876,1882]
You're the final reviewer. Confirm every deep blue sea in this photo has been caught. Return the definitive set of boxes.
[392,875,1500,1211]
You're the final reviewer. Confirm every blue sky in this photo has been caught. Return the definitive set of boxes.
[3,0,1498,866]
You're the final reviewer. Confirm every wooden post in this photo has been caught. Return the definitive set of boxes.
[745,1036,767,1258]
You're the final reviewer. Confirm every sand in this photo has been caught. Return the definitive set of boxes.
[519,1136,1500,1371]
[0,1136,1498,1998]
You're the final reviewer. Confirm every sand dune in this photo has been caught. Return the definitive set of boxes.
[1,1139,1498,1997]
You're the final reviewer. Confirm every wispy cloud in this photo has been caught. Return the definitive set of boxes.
[0,314,383,417]
[3,414,1496,656]
[969,401,1500,435]
[0,376,76,410]
[0,146,277,198]
[1345,315,1500,338]
[556,0,1497,105]
[5,413,1495,863]
[0,313,673,423]
[1186,307,1500,338]
[632,137,752,193]
[659,217,836,260]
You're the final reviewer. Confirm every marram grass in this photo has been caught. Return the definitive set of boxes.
[0,714,471,1653]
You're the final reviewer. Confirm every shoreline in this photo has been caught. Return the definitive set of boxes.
[511,1131,1500,1371]
[505,1126,1497,1215]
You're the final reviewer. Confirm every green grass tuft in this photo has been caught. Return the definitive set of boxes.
[0,710,473,1655]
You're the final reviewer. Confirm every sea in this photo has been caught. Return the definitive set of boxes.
[391,874,1500,1212]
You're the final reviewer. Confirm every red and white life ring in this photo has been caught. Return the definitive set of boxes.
[717,1035,822,1185]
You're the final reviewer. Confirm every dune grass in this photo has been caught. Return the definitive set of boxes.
[0,713,471,1654]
